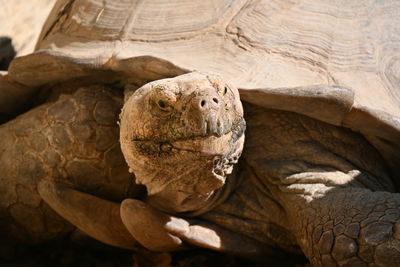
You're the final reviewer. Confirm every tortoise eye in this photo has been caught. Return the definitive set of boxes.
[158,100,167,109]
[155,99,174,114]
[224,86,228,95]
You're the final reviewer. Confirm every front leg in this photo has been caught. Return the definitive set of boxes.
[120,198,292,263]
[38,180,188,252]
[39,180,279,263]
[278,172,400,266]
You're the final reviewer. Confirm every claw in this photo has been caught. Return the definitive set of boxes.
[38,180,137,250]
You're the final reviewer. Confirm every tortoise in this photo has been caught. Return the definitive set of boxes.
[1,0,400,266]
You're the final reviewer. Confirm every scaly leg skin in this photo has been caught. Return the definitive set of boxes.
[279,175,400,266]
[39,181,283,263]
[38,181,175,267]
[38,180,182,252]
[38,180,138,250]
[242,106,400,266]
[0,85,139,243]
[121,199,290,264]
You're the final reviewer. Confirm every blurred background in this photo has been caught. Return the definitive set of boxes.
[0,0,56,69]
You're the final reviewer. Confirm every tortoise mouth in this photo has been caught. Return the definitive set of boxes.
[131,117,245,143]
[130,117,245,156]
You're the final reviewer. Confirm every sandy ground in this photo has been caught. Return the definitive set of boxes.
[0,0,56,56]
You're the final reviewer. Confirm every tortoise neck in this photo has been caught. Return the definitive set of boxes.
[145,167,241,216]
[187,167,241,216]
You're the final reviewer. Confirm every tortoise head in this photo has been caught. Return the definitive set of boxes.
[120,72,245,213]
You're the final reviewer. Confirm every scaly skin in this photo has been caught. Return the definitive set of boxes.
[203,104,399,266]
[0,85,137,243]
[2,73,399,266]
[117,73,400,265]
[120,72,245,213]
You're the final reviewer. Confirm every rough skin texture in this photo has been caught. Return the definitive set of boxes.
[120,73,245,213]
[2,0,400,265]
[1,73,400,267]
[203,104,398,266]
[0,85,136,243]
[121,73,400,266]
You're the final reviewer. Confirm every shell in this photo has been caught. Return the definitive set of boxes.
[5,0,400,177]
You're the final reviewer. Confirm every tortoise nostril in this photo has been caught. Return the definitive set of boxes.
[213,98,219,104]
[201,100,206,107]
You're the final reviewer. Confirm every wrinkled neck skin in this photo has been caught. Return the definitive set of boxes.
[120,72,245,214]
[144,135,244,215]
[147,169,241,216]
